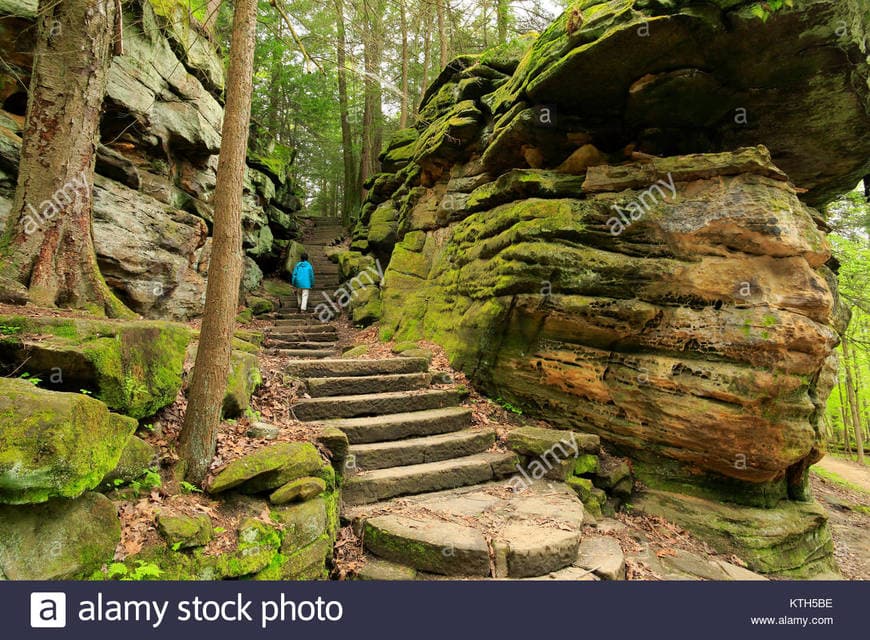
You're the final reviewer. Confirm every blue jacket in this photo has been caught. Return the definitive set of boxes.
[291,260,314,289]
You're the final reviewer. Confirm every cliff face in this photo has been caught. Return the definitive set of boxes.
[342,0,869,577]
[0,0,302,319]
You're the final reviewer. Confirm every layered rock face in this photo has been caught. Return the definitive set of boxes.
[0,0,303,319]
[344,0,869,576]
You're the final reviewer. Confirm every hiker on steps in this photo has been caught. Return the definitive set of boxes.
[291,252,315,312]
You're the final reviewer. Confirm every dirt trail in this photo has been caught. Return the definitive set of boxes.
[814,455,870,493]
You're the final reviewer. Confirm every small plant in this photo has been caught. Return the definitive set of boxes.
[80,388,93,396]
[0,324,21,336]
[19,372,41,386]
[107,560,163,581]
[140,422,155,432]
[750,0,793,22]
[495,396,523,415]
[244,407,261,422]
[126,468,162,496]
[214,526,227,534]
[180,480,202,494]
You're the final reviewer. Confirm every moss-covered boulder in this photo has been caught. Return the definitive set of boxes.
[247,296,274,315]
[157,512,213,549]
[187,346,261,418]
[269,476,326,505]
[99,436,156,490]
[0,315,190,419]
[0,379,137,504]
[207,442,323,494]
[634,489,838,579]
[282,240,307,277]
[507,427,600,457]
[0,492,120,579]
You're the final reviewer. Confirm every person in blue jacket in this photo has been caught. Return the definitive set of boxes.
[291,252,315,312]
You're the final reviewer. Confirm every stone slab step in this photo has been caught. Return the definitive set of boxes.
[274,348,338,358]
[285,357,429,378]
[341,451,517,505]
[349,428,496,471]
[293,389,463,421]
[267,327,336,338]
[267,341,338,350]
[363,515,491,576]
[268,323,335,333]
[323,407,473,444]
[306,372,431,398]
[268,334,337,345]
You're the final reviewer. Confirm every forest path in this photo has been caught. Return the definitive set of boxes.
[814,455,870,494]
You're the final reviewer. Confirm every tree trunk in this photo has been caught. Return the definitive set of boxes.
[203,0,222,34]
[399,0,410,129]
[358,0,384,193]
[437,0,448,68]
[496,0,508,45]
[843,338,866,464]
[864,175,870,203]
[334,0,357,224]
[837,375,852,456]
[419,3,431,106]
[179,0,258,485]
[0,0,131,317]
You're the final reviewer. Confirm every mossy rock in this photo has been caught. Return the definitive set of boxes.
[399,348,432,360]
[0,379,137,504]
[157,512,213,549]
[316,427,350,477]
[282,240,307,278]
[235,308,254,324]
[341,345,369,358]
[350,286,382,326]
[247,296,274,316]
[633,489,838,578]
[0,315,190,420]
[0,492,120,579]
[391,341,420,353]
[99,436,156,490]
[506,427,599,458]
[573,453,599,476]
[208,442,323,494]
[262,278,296,298]
[567,476,593,501]
[269,476,326,505]
[270,495,330,550]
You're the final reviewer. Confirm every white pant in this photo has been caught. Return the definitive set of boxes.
[296,288,310,311]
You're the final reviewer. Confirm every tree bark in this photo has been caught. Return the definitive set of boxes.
[419,3,431,106]
[843,337,866,464]
[0,0,131,317]
[334,0,357,223]
[837,376,851,455]
[203,0,222,34]
[179,0,258,485]
[358,0,384,193]
[436,0,448,68]
[399,0,410,129]
[496,0,509,45]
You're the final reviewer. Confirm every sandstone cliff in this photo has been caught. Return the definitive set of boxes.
[0,0,303,319]
[341,0,870,577]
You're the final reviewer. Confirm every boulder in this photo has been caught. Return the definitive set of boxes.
[187,345,261,418]
[633,489,838,578]
[269,477,326,505]
[156,512,213,549]
[207,442,323,494]
[0,379,137,504]
[0,492,120,579]
[0,315,190,419]
[100,436,156,489]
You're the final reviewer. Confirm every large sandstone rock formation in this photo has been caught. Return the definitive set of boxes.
[0,0,303,319]
[343,0,869,577]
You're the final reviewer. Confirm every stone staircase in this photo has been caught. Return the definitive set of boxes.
[265,218,596,580]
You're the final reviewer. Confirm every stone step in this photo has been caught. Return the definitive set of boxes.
[285,357,429,378]
[267,323,336,333]
[341,451,517,505]
[267,340,338,350]
[323,407,473,444]
[293,389,463,421]
[274,348,338,358]
[267,332,337,343]
[349,428,496,471]
[306,372,431,398]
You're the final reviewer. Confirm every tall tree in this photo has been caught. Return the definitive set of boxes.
[399,0,410,129]
[179,0,259,484]
[358,0,385,191]
[496,0,509,44]
[334,0,358,222]
[0,0,130,317]
[842,338,866,463]
[436,0,449,67]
